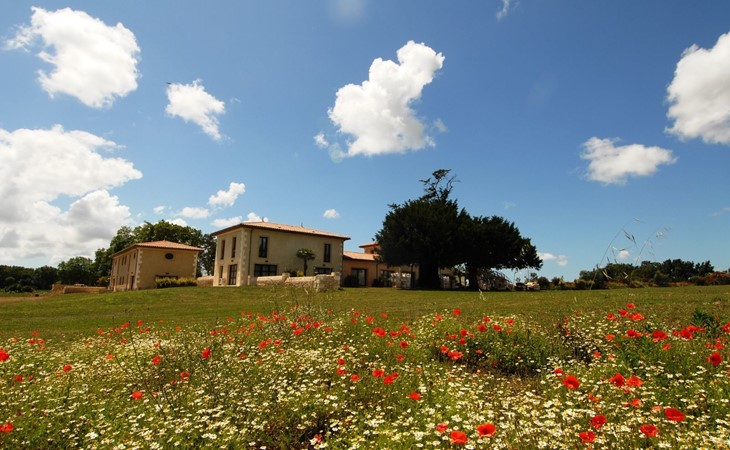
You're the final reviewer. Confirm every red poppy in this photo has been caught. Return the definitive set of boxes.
[0,422,13,433]
[372,369,385,378]
[591,414,607,430]
[151,356,161,365]
[626,329,642,338]
[562,375,580,389]
[0,349,9,361]
[452,309,461,316]
[626,303,636,309]
[554,368,564,378]
[626,375,643,387]
[605,334,616,341]
[350,374,360,382]
[131,391,144,400]
[664,407,686,422]
[13,375,23,382]
[579,430,596,443]
[477,323,488,332]
[619,309,628,316]
[435,422,448,433]
[293,328,304,336]
[383,375,395,385]
[450,430,468,445]
[652,330,668,341]
[476,422,496,437]
[709,351,722,366]
[400,341,408,349]
[201,348,211,359]
[493,324,502,332]
[63,364,72,373]
[396,354,405,361]
[409,392,422,401]
[607,313,616,320]
[608,373,625,387]
[180,371,190,381]
[336,367,347,375]
[639,424,658,437]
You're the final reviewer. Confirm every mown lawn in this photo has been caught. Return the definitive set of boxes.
[1,285,728,342]
[1,285,729,449]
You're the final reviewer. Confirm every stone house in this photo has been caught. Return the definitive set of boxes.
[212,221,349,287]
[109,240,203,291]
[343,243,418,288]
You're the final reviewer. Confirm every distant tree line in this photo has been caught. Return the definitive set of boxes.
[576,259,726,289]
[1,221,216,292]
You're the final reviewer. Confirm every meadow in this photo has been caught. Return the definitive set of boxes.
[0,285,729,449]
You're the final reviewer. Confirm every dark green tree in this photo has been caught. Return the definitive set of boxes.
[32,266,59,290]
[57,257,96,285]
[376,170,463,289]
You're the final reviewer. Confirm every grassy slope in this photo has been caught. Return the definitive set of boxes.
[1,285,729,342]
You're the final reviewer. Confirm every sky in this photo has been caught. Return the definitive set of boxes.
[1,1,729,281]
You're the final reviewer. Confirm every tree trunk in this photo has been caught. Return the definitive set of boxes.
[417,260,441,290]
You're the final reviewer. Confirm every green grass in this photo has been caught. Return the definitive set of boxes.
[2,285,728,342]
[1,285,729,448]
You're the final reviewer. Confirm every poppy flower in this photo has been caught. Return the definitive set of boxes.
[619,309,628,316]
[627,303,636,309]
[409,392,422,401]
[336,367,347,375]
[349,374,360,382]
[626,375,643,387]
[450,430,468,445]
[605,334,616,341]
[400,341,408,349]
[554,368,565,378]
[372,369,385,378]
[476,422,496,437]
[435,422,448,433]
[383,375,395,385]
[608,373,625,387]
[201,348,211,359]
[664,407,686,422]
[0,349,9,361]
[63,364,72,373]
[180,371,190,381]
[0,422,13,433]
[652,330,668,341]
[452,309,461,316]
[708,351,722,366]
[562,375,580,389]
[639,424,658,437]
[396,354,405,361]
[151,356,161,365]
[591,414,607,430]
[579,430,596,443]
[131,391,144,400]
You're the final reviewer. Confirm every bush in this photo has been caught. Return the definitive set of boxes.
[155,277,198,289]
[4,284,33,293]
[342,274,359,287]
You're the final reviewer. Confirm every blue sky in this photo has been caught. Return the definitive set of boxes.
[1,1,729,280]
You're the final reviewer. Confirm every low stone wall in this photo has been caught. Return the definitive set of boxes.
[254,273,341,292]
[51,284,107,295]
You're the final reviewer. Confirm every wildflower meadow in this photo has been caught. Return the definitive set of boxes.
[0,286,729,449]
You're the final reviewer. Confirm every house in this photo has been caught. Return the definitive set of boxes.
[212,221,350,287]
[343,243,418,288]
[109,240,203,291]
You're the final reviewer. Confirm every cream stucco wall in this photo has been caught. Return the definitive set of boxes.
[213,227,346,287]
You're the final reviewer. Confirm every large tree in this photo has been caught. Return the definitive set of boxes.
[376,169,541,290]
[376,170,464,289]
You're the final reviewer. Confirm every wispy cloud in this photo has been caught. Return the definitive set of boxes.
[496,0,515,20]
[539,252,569,267]
[323,209,340,219]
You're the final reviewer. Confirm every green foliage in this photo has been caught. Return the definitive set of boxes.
[296,248,316,276]
[57,256,96,285]
[377,170,540,290]
[155,277,198,289]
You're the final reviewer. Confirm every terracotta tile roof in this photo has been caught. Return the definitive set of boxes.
[343,251,378,261]
[112,240,203,257]
[213,221,350,240]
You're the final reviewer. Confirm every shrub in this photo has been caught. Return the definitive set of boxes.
[155,277,198,289]
[342,274,359,287]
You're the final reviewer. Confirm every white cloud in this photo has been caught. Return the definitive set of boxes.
[178,207,210,219]
[323,209,340,219]
[328,0,367,24]
[433,118,448,133]
[580,137,677,185]
[496,0,515,20]
[616,249,631,260]
[167,218,188,227]
[208,182,245,207]
[166,80,225,141]
[325,41,444,157]
[212,216,242,228]
[5,7,140,108]
[314,133,329,148]
[539,252,568,267]
[667,32,730,145]
[245,212,267,222]
[0,125,140,264]
[153,205,166,214]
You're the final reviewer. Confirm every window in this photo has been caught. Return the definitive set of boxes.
[231,237,237,258]
[314,267,332,275]
[258,236,268,258]
[228,265,237,285]
[220,239,226,260]
[323,243,331,263]
[352,268,367,287]
[254,264,277,277]
[165,253,174,260]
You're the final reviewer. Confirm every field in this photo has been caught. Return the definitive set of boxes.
[1,285,729,448]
